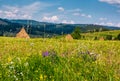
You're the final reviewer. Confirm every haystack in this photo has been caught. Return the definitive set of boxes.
[16,27,30,39]
[99,37,104,41]
[65,34,73,41]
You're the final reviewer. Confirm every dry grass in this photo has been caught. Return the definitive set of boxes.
[65,34,73,41]
[16,27,30,39]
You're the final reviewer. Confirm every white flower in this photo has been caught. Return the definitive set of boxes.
[30,43,34,46]
[24,62,29,66]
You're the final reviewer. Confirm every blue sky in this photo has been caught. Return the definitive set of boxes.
[0,0,120,27]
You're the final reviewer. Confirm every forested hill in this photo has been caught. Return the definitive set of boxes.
[0,18,120,37]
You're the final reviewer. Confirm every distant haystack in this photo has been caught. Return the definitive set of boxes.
[16,27,30,39]
[65,34,73,41]
[99,37,104,41]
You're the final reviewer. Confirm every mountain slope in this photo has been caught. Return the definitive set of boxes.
[9,19,120,30]
[0,18,11,25]
[10,19,52,26]
[82,30,120,40]
[0,18,120,37]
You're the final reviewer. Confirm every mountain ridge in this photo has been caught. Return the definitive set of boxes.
[0,18,120,37]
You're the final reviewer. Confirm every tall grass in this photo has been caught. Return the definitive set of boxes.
[0,37,120,81]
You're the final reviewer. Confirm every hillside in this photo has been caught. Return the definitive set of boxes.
[0,18,11,25]
[0,18,120,37]
[82,30,120,40]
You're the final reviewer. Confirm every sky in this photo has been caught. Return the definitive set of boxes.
[0,0,120,27]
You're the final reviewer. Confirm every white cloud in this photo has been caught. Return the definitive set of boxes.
[74,8,81,12]
[99,0,120,4]
[67,8,81,13]
[0,2,52,19]
[62,20,75,24]
[73,13,80,16]
[81,14,86,17]
[99,17,107,20]
[58,7,64,11]
[95,22,120,27]
[0,10,2,14]
[87,15,92,18]
[106,22,114,26]
[4,11,17,18]
[116,23,120,27]
[42,16,59,22]
[99,0,120,14]
[96,22,113,26]
[81,14,92,18]
[73,13,92,18]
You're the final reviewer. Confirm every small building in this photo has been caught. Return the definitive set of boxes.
[16,27,30,39]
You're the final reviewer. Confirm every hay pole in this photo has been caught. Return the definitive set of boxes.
[27,20,29,34]
[44,24,46,41]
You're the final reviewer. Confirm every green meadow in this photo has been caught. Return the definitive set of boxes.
[81,30,120,40]
[0,37,120,81]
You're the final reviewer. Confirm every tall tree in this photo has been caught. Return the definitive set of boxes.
[71,27,81,39]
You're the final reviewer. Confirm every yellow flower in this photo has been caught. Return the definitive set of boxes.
[52,79,54,81]
[40,74,43,80]
[50,76,52,78]
[7,56,12,62]
[44,75,47,79]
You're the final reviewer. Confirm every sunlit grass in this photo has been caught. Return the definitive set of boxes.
[0,37,120,81]
[81,30,120,40]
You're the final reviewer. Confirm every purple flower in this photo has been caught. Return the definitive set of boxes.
[42,51,49,57]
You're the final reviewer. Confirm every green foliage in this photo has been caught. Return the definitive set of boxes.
[94,36,98,40]
[81,30,120,40]
[0,37,120,80]
[106,35,112,40]
[71,27,81,39]
[116,33,120,40]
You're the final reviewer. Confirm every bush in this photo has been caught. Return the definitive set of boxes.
[106,35,112,40]
[94,36,98,40]
[71,27,81,39]
[116,33,120,40]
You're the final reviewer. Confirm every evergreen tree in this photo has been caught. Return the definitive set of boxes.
[71,27,81,39]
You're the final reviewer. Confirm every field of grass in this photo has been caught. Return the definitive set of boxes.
[81,30,120,40]
[0,37,120,81]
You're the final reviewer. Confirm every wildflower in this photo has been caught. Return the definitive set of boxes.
[7,56,12,62]
[90,52,94,55]
[44,75,47,79]
[20,72,23,76]
[30,43,34,46]
[40,74,43,80]
[52,79,54,81]
[10,61,14,64]
[24,62,29,66]
[16,78,18,81]
[42,51,49,57]
[13,75,16,78]
[9,66,14,69]
[17,57,21,63]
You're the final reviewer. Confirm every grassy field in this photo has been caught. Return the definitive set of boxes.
[0,37,120,81]
[81,30,120,40]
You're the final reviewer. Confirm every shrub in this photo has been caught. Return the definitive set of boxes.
[106,35,112,40]
[71,27,81,39]
[94,36,98,40]
[116,33,120,40]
